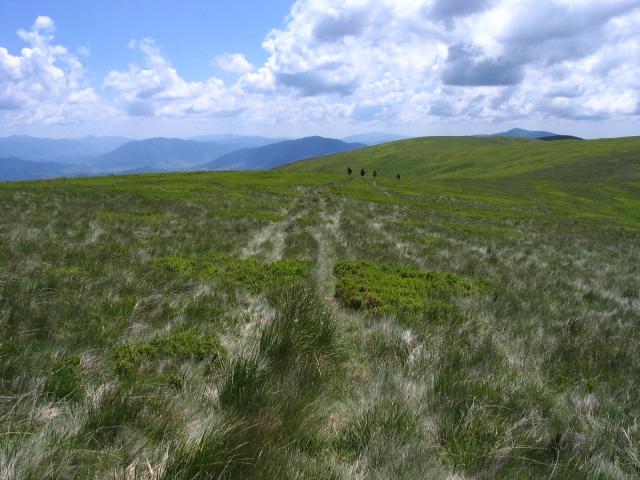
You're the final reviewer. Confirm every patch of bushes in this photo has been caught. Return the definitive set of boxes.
[154,254,312,293]
[333,260,484,314]
[296,215,327,226]
[213,209,283,222]
[115,328,226,376]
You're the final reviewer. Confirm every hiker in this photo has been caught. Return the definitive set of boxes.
[347,166,353,175]
[360,168,366,177]
[397,173,400,180]
[373,170,377,178]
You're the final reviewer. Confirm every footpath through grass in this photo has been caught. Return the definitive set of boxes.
[1,162,639,478]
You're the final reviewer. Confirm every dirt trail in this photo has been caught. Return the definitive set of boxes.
[308,192,345,297]
[239,196,313,262]
[239,221,287,262]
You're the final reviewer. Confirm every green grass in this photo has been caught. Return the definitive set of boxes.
[1,137,640,478]
[280,135,640,180]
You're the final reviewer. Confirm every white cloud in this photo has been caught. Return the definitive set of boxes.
[0,16,112,125]
[103,38,243,118]
[77,45,90,56]
[2,4,640,135]
[226,0,640,128]
[214,53,255,74]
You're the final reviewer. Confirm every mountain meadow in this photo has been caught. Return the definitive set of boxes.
[1,135,640,479]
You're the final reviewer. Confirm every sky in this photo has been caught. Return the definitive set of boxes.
[1,0,639,139]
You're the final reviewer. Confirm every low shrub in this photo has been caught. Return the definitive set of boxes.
[334,260,484,314]
[115,328,226,376]
[296,215,326,226]
[155,254,312,293]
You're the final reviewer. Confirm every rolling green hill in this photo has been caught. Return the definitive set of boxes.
[1,138,640,478]
[279,135,640,180]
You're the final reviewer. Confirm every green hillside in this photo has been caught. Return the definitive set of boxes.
[1,153,640,478]
[279,135,640,180]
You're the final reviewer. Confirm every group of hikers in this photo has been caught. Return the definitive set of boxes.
[347,166,400,180]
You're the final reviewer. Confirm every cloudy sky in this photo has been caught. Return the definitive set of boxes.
[1,0,639,139]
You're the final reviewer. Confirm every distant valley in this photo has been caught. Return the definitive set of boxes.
[194,136,367,171]
[0,128,581,182]
[0,134,370,182]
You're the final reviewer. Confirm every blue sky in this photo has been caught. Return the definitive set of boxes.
[1,0,639,139]
[0,0,292,88]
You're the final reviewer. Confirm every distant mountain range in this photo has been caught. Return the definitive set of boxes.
[195,136,367,171]
[0,134,370,182]
[188,134,289,147]
[90,138,248,171]
[341,132,411,146]
[73,135,134,152]
[0,135,133,163]
[0,157,79,181]
[538,135,583,141]
[0,130,588,182]
[474,128,558,139]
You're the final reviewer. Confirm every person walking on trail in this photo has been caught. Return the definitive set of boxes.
[347,166,353,175]
[397,173,400,180]
[360,168,366,177]
[373,170,377,178]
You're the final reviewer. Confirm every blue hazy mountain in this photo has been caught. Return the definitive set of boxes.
[0,135,134,163]
[188,134,289,147]
[341,132,411,146]
[0,157,79,182]
[194,136,367,171]
[120,166,169,175]
[74,135,133,152]
[475,128,559,139]
[538,135,583,141]
[0,136,95,161]
[90,138,247,171]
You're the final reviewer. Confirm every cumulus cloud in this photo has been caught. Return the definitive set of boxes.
[103,38,243,118]
[0,16,111,125]
[3,3,640,133]
[276,71,358,96]
[76,45,90,56]
[312,6,372,43]
[441,43,524,86]
[425,0,495,30]
[238,0,640,126]
[214,53,255,74]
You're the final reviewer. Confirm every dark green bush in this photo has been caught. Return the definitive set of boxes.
[154,254,312,293]
[334,260,483,314]
[115,328,226,376]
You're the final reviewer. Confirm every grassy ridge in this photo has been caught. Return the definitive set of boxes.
[279,135,640,180]
[1,143,640,478]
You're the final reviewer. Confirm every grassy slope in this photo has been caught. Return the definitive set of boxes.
[279,135,640,180]
[1,141,640,479]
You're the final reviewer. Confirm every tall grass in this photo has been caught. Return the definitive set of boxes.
[0,166,639,478]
